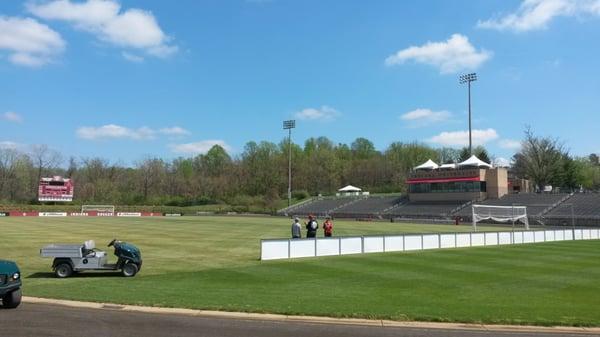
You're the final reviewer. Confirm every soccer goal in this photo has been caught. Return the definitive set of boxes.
[472,204,529,231]
[81,205,115,213]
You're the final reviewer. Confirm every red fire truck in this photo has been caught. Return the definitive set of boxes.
[38,176,74,202]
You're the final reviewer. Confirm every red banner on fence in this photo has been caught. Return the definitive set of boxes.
[141,212,163,217]
[2,211,166,217]
[9,211,39,217]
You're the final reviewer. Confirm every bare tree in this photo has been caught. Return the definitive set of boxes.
[30,144,63,184]
[0,148,19,198]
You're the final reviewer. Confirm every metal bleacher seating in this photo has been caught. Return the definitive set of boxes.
[454,193,570,218]
[544,193,600,221]
[289,198,358,217]
[280,192,600,226]
[331,196,405,218]
[384,201,468,219]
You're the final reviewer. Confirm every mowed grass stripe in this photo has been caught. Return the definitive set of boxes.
[1,216,599,326]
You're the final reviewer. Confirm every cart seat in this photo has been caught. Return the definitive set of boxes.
[84,240,95,250]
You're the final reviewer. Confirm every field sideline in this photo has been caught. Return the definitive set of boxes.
[1,216,599,326]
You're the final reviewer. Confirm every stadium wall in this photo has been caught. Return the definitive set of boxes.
[260,228,600,260]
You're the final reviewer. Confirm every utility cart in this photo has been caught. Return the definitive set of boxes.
[40,239,142,278]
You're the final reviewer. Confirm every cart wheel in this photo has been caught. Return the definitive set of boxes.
[55,263,72,278]
[122,263,138,277]
[2,288,21,309]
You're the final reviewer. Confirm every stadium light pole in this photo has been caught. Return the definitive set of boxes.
[283,120,296,207]
[459,73,477,155]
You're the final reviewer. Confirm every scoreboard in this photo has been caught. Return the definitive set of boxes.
[38,176,74,202]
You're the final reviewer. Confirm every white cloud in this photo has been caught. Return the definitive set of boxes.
[76,124,155,140]
[0,16,65,67]
[159,126,190,136]
[477,0,600,32]
[76,124,190,140]
[400,108,451,127]
[493,157,512,167]
[0,141,22,150]
[28,0,177,58]
[499,139,522,149]
[170,140,231,155]
[2,111,23,123]
[122,51,143,63]
[428,128,499,147]
[294,105,340,121]
[385,34,492,74]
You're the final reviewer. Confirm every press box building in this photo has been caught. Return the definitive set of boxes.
[406,156,508,202]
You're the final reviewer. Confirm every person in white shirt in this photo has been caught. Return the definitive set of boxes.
[291,217,302,239]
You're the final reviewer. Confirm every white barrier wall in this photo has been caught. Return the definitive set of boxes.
[384,236,404,252]
[340,237,362,255]
[404,236,422,251]
[498,232,511,245]
[364,236,384,253]
[316,238,339,257]
[440,234,455,249]
[260,228,600,260]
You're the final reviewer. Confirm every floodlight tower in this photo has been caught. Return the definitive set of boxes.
[459,73,477,155]
[283,120,296,207]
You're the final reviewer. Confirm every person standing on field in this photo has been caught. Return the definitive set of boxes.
[323,216,333,237]
[305,215,318,238]
[291,217,302,239]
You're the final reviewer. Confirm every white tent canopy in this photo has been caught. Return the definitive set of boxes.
[338,185,362,192]
[458,155,492,168]
[439,163,457,169]
[414,159,439,170]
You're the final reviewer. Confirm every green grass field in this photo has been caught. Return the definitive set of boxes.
[1,216,599,326]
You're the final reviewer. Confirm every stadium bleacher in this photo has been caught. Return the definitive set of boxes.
[454,193,570,218]
[544,193,600,223]
[332,196,405,218]
[287,197,359,216]
[279,192,599,226]
[385,200,468,219]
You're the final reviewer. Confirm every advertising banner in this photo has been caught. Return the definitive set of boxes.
[141,212,163,217]
[117,212,141,217]
[39,212,68,217]
[69,212,89,217]
[8,212,39,217]
[97,212,115,217]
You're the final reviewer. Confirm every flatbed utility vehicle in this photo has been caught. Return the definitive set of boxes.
[41,239,142,278]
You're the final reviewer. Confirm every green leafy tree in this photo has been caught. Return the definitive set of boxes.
[459,146,490,164]
[351,137,377,160]
[513,128,565,189]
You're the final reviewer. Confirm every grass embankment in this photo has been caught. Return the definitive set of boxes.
[1,216,599,326]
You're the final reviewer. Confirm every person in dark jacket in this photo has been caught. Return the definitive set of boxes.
[305,215,318,238]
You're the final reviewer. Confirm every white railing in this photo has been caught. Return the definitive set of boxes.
[276,197,315,215]
[260,228,600,260]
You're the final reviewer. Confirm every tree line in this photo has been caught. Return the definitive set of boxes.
[0,131,598,207]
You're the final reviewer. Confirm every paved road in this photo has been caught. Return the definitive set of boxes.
[1,303,596,337]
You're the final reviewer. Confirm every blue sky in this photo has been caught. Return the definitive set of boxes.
[1,0,599,165]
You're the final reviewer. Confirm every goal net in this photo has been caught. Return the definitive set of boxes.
[81,205,115,213]
[472,204,529,230]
